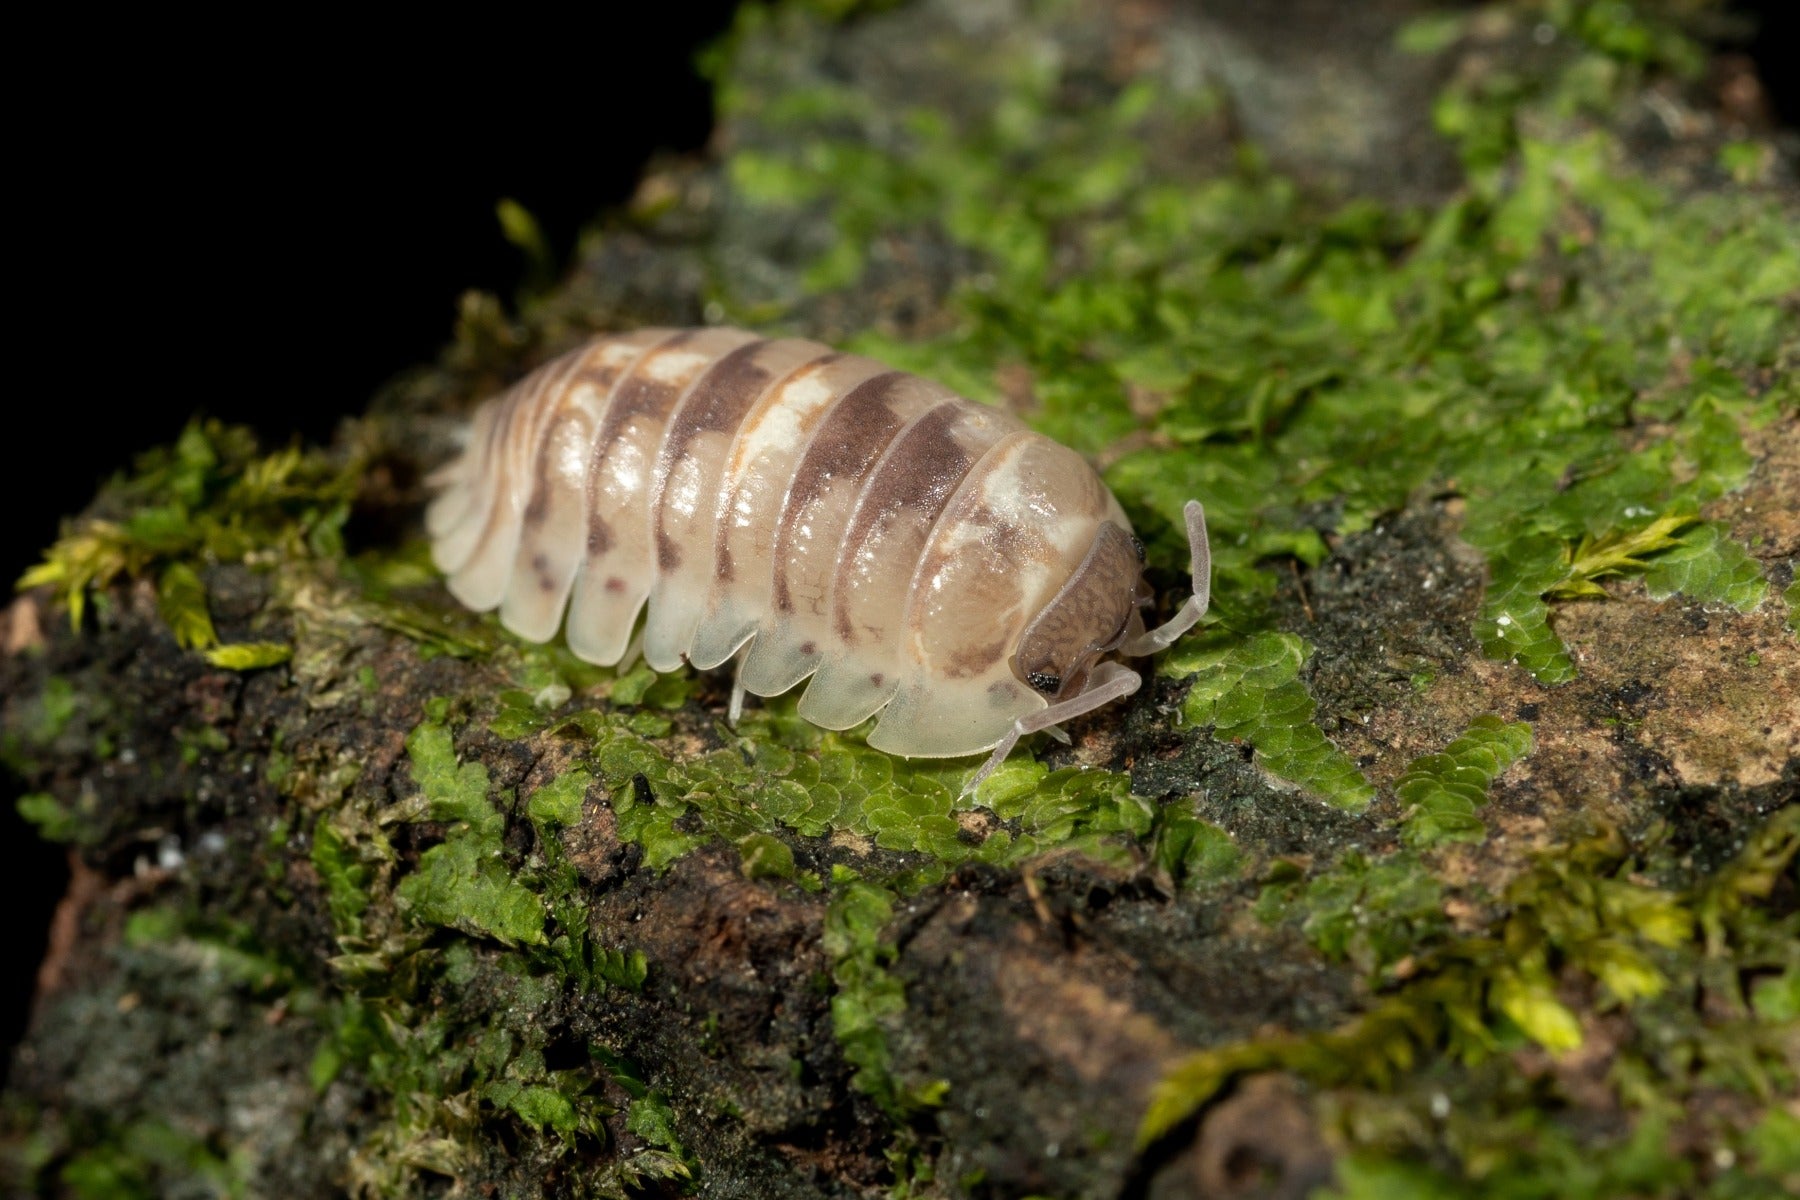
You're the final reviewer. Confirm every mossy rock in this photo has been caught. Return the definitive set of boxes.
[3,2,1796,1198]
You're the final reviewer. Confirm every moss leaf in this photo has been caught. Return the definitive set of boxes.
[395,714,543,946]
[595,947,649,991]
[398,838,546,947]
[405,720,504,834]
[1492,969,1584,1053]
[1172,631,1374,808]
[737,832,799,881]
[1256,851,1448,976]
[1323,1155,1460,1200]
[157,562,217,650]
[1746,1109,1800,1178]
[1396,715,1534,847]
[525,769,589,831]
[625,1093,684,1151]
[824,880,941,1117]
[202,642,293,671]
[1641,521,1768,610]
[1138,1041,1288,1149]
[1477,536,1577,684]
[16,792,77,843]
[309,819,371,937]
[1154,810,1243,888]
[487,1082,578,1139]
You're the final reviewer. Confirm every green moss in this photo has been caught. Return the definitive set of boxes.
[23,676,78,749]
[176,724,230,766]
[622,1091,688,1161]
[1477,536,1580,683]
[293,721,621,1189]
[155,562,216,650]
[1743,1109,1800,1182]
[120,907,300,996]
[1640,521,1771,610]
[313,941,659,1194]
[1395,716,1534,847]
[21,419,360,636]
[719,0,1793,716]
[1151,805,1244,889]
[823,880,944,1122]
[1321,1118,1693,1200]
[309,818,372,938]
[1256,851,1449,979]
[201,641,293,670]
[288,705,698,1192]
[15,792,77,843]
[525,766,588,829]
[340,568,500,662]
[2,676,83,778]
[735,832,804,884]
[318,5,1795,1180]
[481,692,1161,883]
[119,905,183,946]
[1168,631,1374,809]
[393,717,543,946]
[58,1118,249,1200]
[1142,808,1798,1197]
[1478,513,1769,682]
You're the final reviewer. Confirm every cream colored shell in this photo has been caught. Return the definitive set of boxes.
[427,328,1135,759]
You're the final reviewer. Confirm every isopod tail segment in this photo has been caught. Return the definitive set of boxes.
[958,500,1211,798]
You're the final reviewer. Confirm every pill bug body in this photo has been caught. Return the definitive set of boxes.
[428,328,1208,785]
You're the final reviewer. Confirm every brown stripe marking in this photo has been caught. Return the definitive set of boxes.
[771,371,913,613]
[582,332,697,564]
[595,330,699,439]
[709,352,847,588]
[465,349,586,569]
[652,339,778,571]
[521,348,636,534]
[661,340,775,462]
[830,402,977,641]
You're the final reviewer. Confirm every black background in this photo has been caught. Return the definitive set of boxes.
[3,2,1793,1070]
[3,6,740,1068]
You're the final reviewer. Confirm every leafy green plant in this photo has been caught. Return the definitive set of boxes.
[1141,809,1799,1196]
[1168,631,1375,808]
[21,421,360,632]
[1395,716,1534,847]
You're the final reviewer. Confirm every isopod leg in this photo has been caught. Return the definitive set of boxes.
[728,643,752,726]
[617,628,645,675]
[1119,500,1210,657]
[958,661,1143,799]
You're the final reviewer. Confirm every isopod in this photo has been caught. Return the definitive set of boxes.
[426,328,1209,789]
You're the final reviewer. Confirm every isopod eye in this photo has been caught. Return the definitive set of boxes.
[1028,671,1062,695]
[1130,536,1147,563]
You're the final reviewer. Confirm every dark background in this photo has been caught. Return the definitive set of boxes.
[3,2,1794,1069]
[2,6,740,1068]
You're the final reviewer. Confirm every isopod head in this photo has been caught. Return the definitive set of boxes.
[941,498,1208,794]
[1011,521,1149,703]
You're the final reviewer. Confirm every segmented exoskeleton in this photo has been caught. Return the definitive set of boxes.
[427,328,1209,789]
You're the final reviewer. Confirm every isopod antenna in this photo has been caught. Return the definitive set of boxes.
[1120,501,1210,656]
